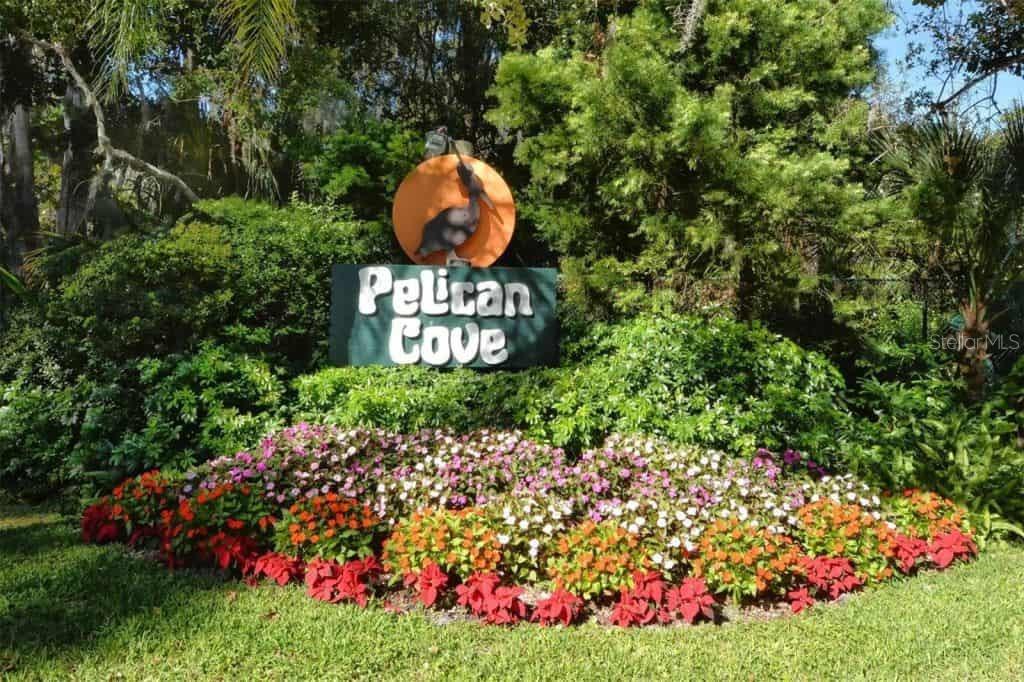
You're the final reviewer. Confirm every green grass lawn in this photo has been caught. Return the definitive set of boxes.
[1,508,1022,681]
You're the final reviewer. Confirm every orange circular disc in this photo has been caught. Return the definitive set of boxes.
[392,154,516,267]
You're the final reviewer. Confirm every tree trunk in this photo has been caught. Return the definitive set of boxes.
[7,103,39,271]
[737,254,756,322]
[56,83,96,234]
[956,297,990,402]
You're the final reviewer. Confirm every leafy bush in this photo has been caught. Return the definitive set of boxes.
[275,494,380,562]
[838,369,1024,534]
[33,198,391,374]
[296,119,421,220]
[793,500,895,583]
[546,521,647,600]
[0,198,392,499]
[0,384,75,499]
[691,519,803,602]
[542,315,846,454]
[294,314,848,455]
[382,507,502,580]
[128,344,285,468]
[884,490,970,539]
[56,345,286,488]
[292,365,524,434]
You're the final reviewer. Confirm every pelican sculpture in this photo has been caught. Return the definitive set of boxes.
[416,133,495,266]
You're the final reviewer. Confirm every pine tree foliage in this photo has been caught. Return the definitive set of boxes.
[488,0,892,319]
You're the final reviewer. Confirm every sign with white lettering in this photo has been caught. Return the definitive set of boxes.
[329,265,558,368]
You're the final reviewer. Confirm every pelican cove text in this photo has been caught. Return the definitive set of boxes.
[329,265,558,368]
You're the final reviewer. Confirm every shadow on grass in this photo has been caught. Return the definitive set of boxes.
[0,514,225,671]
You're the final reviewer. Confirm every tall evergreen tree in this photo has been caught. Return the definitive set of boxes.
[488,0,892,322]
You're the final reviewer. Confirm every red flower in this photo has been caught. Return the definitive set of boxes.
[610,588,657,627]
[799,556,863,600]
[664,577,716,624]
[225,518,245,531]
[928,529,977,569]
[177,500,195,523]
[305,557,380,606]
[455,573,502,615]
[81,501,121,544]
[532,589,584,627]
[306,560,344,602]
[483,585,527,625]
[252,553,306,586]
[892,533,929,573]
[406,560,449,607]
[630,570,666,604]
[787,587,815,614]
[203,532,258,572]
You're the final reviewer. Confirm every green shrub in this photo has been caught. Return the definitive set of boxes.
[0,198,390,499]
[292,365,541,434]
[70,345,286,484]
[838,368,1024,533]
[294,314,847,455]
[296,119,421,220]
[9,198,392,380]
[0,384,75,500]
[530,315,847,454]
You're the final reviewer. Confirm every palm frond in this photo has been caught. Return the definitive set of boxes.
[0,266,27,297]
[88,0,163,97]
[1001,105,1024,198]
[218,0,297,84]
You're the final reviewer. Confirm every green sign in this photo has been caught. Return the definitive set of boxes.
[330,265,558,368]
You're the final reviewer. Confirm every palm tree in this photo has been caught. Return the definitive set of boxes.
[90,0,299,94]
[878,109,1024,400]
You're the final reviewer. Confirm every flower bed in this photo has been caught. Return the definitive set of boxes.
[81,425,978,627]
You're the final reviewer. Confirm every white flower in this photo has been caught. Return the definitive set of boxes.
[656,517,668,528]
[543,524,554,535]
[628,523,640,533]
[497,533,510,545]
[668,536,681,548]
[652,553,664,565]
[664,558,677,570]
[626,500,640,512]
[519,519,529,530]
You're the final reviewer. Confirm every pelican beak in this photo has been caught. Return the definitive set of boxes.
[480,190,496,211]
